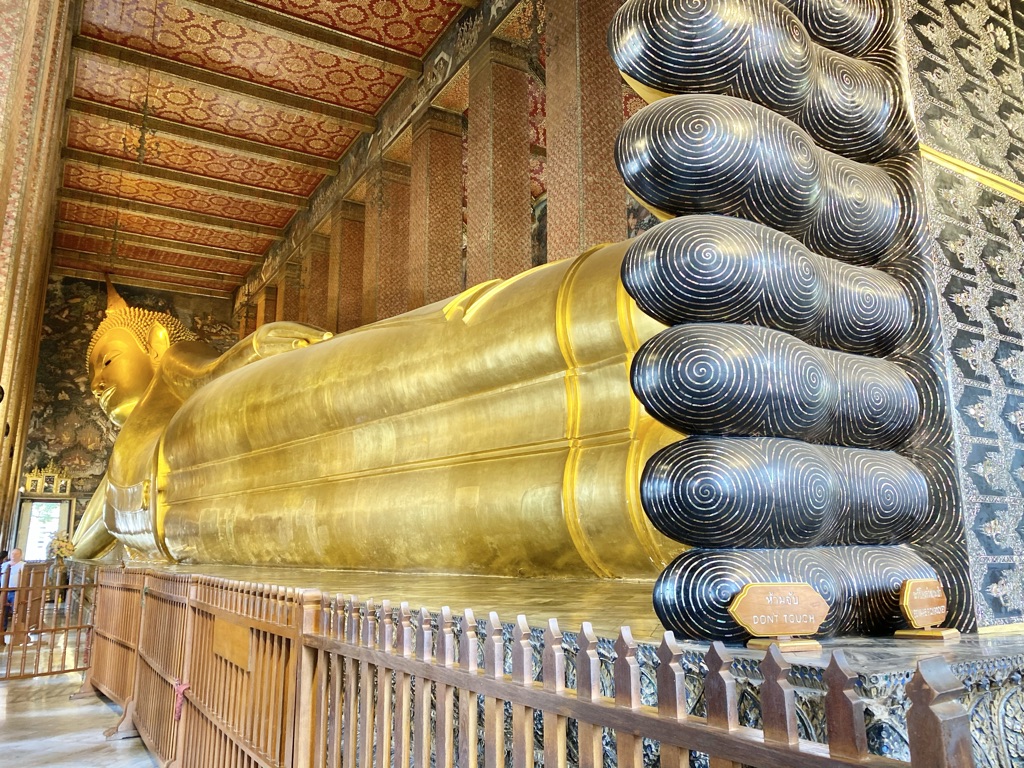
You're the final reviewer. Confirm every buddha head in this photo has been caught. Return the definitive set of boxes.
[87,280,197,426]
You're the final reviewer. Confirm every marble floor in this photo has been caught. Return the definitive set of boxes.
[0,672,157,767]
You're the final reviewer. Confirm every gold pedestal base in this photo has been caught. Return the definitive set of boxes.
[746,637,822,653]
[894,628,961,642]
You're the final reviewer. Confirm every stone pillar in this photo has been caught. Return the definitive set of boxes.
[466,40,533,285]
[362,159,411,321]
[255,286,277,327]
[545,0,626,262]
[409,107,465,309]
[275,262,301,322]
[330,201,365,332]
[300,235,331,327]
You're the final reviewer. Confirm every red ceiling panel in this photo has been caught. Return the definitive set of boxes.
[63,161,298,227]
[245,0,465,56]
[73,53,359,159]
[81,0,404,111]
[58,199,276,254]
[54,231,255,275]
[67,112,326,195]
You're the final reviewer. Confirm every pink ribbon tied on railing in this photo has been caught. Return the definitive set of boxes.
[173,679,190,721]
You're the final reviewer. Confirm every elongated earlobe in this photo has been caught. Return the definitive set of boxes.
[148,320,171,364]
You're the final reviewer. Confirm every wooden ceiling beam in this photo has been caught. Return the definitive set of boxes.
[53,248,244,281]
[61,146,307,208]
[50,265,235,299]
[181,0,422,79]
[67,98,339,175]
[58,188,286,239]
[54,221,263,263]
[72,36,378,132]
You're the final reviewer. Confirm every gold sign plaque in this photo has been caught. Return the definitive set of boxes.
[728,582,829,638]
[900,579,948,629]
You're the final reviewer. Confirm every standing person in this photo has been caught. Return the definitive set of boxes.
[1,548,24,631]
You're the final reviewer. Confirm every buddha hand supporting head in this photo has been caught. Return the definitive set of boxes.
[86,279,197,426]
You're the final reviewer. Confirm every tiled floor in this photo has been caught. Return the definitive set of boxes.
[0,673,157,767]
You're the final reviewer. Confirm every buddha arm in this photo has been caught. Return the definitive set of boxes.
[157,323,333,401]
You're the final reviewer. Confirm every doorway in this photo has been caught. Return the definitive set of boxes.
[13,498,70,560]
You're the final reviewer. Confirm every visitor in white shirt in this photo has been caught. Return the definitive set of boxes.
[1,548,24,630]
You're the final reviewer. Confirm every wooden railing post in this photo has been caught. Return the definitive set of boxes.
[511,615,535,768]
[542,619,567,768]
[393,603,414,768]
[656,632,686,768]
[375,600,394,768]
[614,628,642,768]
[576,622,602,768]
[413,607,434,768]
[907,657,975,768]
[358,599,377,768]
[343,597,360,768]
[458,608,479,768]
[824,649,868,759]
[435,607,456,768]
[293,587,321,768]
[759,644,799,746]
[482,612,504,768]
[704,641,739,768]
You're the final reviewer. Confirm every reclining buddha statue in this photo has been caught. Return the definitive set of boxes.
[73,0,971,641]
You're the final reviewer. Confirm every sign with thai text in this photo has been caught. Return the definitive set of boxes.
[727,582,829,637]
[900,578,948,630]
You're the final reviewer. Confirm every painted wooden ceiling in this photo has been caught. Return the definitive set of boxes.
[53,0,473,299]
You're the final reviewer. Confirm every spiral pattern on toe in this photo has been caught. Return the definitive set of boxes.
[609,0,914,162]
[631,323,917,447]
[617,95,821,233]
[653,544,936,641]
[777,0,887,58]
[621,215,910,355]
[641,437,928,549]
[616,94,907,266]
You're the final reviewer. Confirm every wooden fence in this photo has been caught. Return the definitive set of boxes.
[0,561,95,681]
[82,569,976,768]
[79,566,144,711]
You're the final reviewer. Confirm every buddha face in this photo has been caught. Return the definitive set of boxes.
[89,327,156,427]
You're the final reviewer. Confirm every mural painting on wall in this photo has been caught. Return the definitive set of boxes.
[22,277,236,523]
[904,0,1024,625]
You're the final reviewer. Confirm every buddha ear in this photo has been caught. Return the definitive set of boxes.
[148,321,171,364]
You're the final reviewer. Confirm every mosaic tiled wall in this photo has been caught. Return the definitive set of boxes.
[905,0,1024,626]
[23,277,236,527]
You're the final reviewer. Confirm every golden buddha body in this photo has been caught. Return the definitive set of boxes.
[77,246,683,579]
